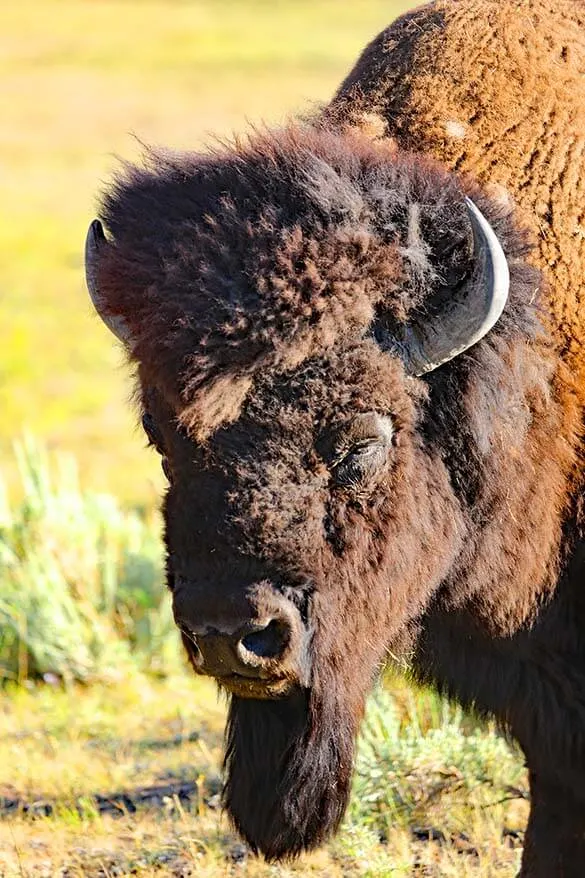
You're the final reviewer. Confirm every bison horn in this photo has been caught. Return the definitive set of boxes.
[376,197,510,376]
[85,219,132,344]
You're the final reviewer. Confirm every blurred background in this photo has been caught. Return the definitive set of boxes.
[0,3,527,875]
[1,0,412,503]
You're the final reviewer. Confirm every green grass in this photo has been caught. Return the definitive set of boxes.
[0,0,413,503]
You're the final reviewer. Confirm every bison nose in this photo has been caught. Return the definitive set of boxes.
[186,619,291,679]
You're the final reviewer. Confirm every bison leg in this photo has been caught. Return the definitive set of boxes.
[519,770,585,878]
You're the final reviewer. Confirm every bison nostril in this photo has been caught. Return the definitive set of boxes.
[239,619,289,660]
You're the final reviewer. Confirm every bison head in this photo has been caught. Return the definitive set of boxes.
[84,127,518,858]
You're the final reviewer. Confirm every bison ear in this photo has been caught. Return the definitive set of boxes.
[372,198,510,376]
[85,219,133,344]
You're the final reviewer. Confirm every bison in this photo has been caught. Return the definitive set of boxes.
[85,1,584,875]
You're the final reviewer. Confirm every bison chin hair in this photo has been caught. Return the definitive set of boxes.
[222,677,360,860]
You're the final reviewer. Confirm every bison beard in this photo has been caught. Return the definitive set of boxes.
[223,681,360,860]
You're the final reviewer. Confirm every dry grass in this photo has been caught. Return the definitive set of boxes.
[0,675,526,877]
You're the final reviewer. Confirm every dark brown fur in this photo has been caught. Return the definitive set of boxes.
[90,8,585,873]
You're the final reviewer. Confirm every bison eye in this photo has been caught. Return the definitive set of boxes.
[332,440,388,487]
[142,413,164,454]
[329,412,394,488]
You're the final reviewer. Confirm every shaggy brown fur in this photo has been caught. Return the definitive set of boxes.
[88,3,585,875]
[324,0,585,391]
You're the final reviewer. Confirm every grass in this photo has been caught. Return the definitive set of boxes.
[0,0,414,503]
[0,675,527,877]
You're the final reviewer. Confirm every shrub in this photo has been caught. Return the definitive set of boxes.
[351,685,526,838]
[0,437,181,683]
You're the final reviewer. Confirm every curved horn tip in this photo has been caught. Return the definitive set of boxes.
[89,218,106,244]
[85,219,107,270]
[411,196,510,375]
[84,219,132,345]
[375,195,511,378]
[464,196,511,304]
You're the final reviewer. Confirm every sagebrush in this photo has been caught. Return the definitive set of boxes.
[0,437,181,683]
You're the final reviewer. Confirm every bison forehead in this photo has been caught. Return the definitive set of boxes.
[98,126,474,436]
[170,221,403,438]
[194,216,399,372]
